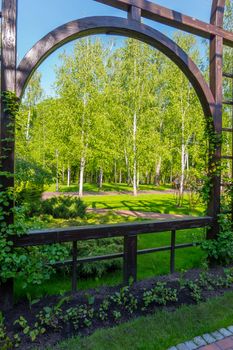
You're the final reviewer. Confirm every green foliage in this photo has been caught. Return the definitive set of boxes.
[40,196,87,219]
[201,215,233,265]
[15,158,53,204]
[5,269,233,348]
[77,238,122,278]
[142,282,178,308]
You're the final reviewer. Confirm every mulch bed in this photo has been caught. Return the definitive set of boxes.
[3,266,233,350]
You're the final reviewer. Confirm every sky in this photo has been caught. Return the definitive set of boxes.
[17,0,212,96]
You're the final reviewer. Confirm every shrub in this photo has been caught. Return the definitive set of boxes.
[77,238,123,278]
[201,215,233,265]
[41,196,87,219]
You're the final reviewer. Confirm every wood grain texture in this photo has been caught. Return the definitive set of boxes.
[0,0,17,312]
[16,16,215,125]
[95,0,233,46]
[13,217,213,247]
[127,5,141,21]
[207,0,225,238]
[123,235,137,283]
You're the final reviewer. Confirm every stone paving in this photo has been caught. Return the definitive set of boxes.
[168,327,233,350]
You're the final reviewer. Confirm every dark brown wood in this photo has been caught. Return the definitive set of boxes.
[0,0,17,311]
[170,230,176,274]
[123,235,137,284]
[52,240,198,268]
[223,100,233,105]
[16,17,215,123]
[211,0,226,27]
[0,279,14,311]
[53,252,124,267]
[223,72,233,78]
[13,217,213,247]
[95,0,232,46]
[72,241,78,292]
[221,155,233,160]
[222,128,233,132]
[128,5,141,21]
[207,0,225,239]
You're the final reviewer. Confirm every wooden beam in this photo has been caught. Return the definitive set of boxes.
[207,0,225,239]
[94,0,233,47]
[13,217,213,247]
[211,0,226,27]
[123,235,137,284]
[128,5,141,21]
[0,0,18,311]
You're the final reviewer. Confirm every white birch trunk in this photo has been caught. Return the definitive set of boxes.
[67,164,71,187]
[99,168,103,189]
[114,160,117,184]
[56,149,59,192]
[155,157,161,185]
[124,148,131,185]
[133,112,137,196]
[26,109,31,141]
[79,156,85,197]
[119,169,122,184]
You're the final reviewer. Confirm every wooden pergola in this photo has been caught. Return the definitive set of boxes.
[0,0,232,309]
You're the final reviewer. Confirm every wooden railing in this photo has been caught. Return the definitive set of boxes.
[13,216,213,292]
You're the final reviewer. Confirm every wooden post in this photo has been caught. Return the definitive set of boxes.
[123,234,137,284]
[128,5,141,22]
[71,241,78,292]
[0,0,18,311]
[170,230,176,273]
[207,0,225,239]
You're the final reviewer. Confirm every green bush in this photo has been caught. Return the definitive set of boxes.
[77,238,123,278]
[41,196,87,219]
[201,215,233,265]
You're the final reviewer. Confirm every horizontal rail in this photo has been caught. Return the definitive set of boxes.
[95,0,233,47]
[223,72,233,78]
[222,155,233,160]
[222,128,233,132]
[13,217,212,247]
[223,100,233,105]
[52,242,199,267]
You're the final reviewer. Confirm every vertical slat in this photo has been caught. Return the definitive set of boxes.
[123,234,137,284]
[170,230,176,273]
[127,5,141,21]
[71,241,77,292]
[207,0,225,239]
[0,0,18,311]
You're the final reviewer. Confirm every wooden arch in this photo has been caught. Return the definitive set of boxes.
[1,0,233,310]
[16,16,215,123]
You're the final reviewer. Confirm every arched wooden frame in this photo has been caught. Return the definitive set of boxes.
[16,16,215,124]
[0,0,232,310]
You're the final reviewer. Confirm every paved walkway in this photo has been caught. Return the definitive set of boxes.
[169,327,233,350]
[200,336,233,349]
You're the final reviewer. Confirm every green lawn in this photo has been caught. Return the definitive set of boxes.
[46,291,233,350]
[83,192,203,216]
[46,182,172,193]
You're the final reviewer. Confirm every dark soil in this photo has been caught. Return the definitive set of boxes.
[3,266,233,350]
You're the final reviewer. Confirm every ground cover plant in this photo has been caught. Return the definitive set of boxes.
[3,266,233,349]
[47,291,233,350]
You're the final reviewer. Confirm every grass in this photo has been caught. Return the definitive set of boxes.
[83,192,203,216]
[46,291,233,350]
[46,182,172,193]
